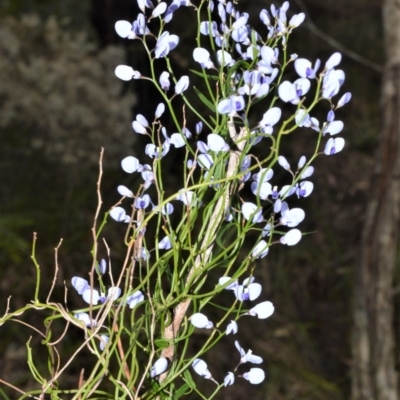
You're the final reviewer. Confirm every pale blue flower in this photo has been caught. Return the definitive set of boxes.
[294,58,320,79]
[155,103,165,118]
[242,202,263,223]
[324,137,345,155]
[243,368,265,384]
[82,287,100,305]
[117,185,133,197]
[252,240,269,258]
[115,20,137,39]
[235,341,263,364]
[217,50,234,67]
[259,107,281,133]
[224,371,235,386]
[226,320,238,335]
[207,134,229,152]
[175,76,189,94]
[74,312,97,327]
[280,228,302,246]
[71,277,89,295]
[109,206,131,223]
[159,71,170,91]
[289,12,305,27]
[158,236,172,250]
[126,291,144,309]
[325,52,342,70]
[151,2,167,18]
[99,335,109,351]
[322,69,345,99]
[121,156,142,173]
[115,65,141,81]
[137,0,153,13]
[191,313,214,329]
[280,203,305,227]
[192,359,212,379]
[150,357,169,378]
[193,48,214,69]
[278,155,290,170]
[98,259,107,274]
[135,194,151,209]
[155,32,179,58]
[248,301,275,319]
[337,92,352,108]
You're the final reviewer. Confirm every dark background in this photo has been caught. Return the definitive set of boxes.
[0,0,384,399]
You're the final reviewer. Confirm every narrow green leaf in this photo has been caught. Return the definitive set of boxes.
[193,86,216,112]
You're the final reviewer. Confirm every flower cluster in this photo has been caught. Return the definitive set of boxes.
[68,0,350,396]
